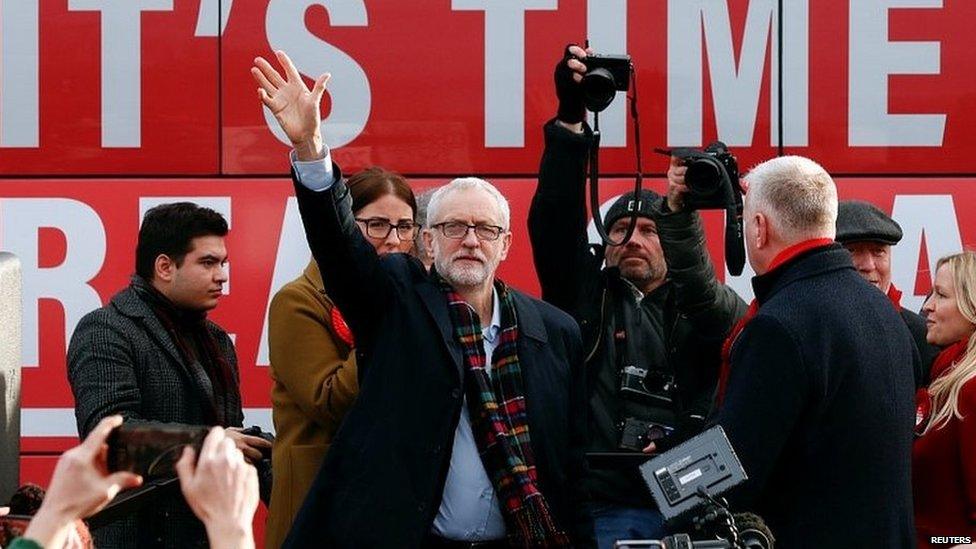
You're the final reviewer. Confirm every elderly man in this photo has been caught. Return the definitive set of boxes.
[252,51,592,548]
[716,157,917,548]
[836,200,939,386]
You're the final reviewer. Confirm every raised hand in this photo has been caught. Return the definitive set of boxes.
[22,415,143,549]
[176,427,259,549]
[251,50,330,161]
[554,44,592,129]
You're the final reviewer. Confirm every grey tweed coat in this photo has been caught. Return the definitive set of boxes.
[67,284,243,548]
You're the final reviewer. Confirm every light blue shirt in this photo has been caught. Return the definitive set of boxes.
[290,148,336,190]
[432,290,506,541]
[291,152,506,541]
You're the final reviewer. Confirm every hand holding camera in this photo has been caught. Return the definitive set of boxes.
[554,44,589,125]
[176,427,259,549]
[22,416,143,549]
[225,426,274,464]
[556,44,634,124]
[667,156,690,213]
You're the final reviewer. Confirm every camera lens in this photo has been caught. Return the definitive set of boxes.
[685,159,723,197]
[582,68,618,112]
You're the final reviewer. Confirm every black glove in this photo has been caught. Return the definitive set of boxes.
[555,44,585,124]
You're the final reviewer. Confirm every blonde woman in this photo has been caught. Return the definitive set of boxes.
[915,251,976,548]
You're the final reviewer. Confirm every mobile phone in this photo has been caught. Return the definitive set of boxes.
[107,423,209,478]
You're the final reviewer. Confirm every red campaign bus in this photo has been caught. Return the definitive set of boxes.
[1,0,974,543]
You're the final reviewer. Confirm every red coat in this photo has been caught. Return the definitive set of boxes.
[913,342,976,547]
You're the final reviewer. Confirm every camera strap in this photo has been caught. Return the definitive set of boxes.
[589,65,644,247]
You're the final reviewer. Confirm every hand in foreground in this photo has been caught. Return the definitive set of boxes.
[224,427,273,464]
[666,155,689,213]
[23,415,142,548]
[642,441,657,454]
[251,50,330,161]
[176,427,258,549]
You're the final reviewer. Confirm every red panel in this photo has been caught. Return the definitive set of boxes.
[785,0,976,173]
[220,1,781,175]
[0,2,218,175]
[19,456,58,488]
[0,2,971,176]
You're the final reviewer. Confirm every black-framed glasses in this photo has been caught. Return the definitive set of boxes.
[355,217,417,241]
[430,221,506,241]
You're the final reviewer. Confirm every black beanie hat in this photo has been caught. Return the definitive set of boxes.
[605,189,664,229]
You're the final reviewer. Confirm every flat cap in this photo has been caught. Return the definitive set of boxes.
[605,189,663,229]
[835,200,903,245]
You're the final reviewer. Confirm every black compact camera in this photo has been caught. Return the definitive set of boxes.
[581,53,632,112]
[619,417,674,452]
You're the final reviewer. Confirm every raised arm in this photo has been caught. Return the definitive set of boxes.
[656,156,747,336]
[252,51,393,345]
[529,46,605,318]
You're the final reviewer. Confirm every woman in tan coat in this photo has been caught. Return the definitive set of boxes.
[265,168,417,548]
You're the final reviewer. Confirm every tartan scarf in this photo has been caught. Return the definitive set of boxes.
[715,239,834,407]
[436,275,571,548]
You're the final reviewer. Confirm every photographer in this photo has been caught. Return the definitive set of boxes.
[528,45,747,547]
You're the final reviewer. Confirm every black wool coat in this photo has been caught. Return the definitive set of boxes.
[717,245,917,549]
[67,286,244,548]
[284,167,593,548]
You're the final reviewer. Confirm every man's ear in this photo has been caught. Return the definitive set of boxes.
[498,231,513,262]
[154,254,175,283]
[754,213,769,250]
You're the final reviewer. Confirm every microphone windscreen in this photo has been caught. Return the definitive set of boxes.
[732,512,775,549]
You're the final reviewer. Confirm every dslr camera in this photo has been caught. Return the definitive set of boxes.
[656,141,746,275]
[669,142,741,211]
[580,53,632,112]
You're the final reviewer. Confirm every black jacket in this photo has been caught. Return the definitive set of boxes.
[67,286,243,548]
[284,167,593,548]
[528,119,747,506]
[717,245,917,548]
